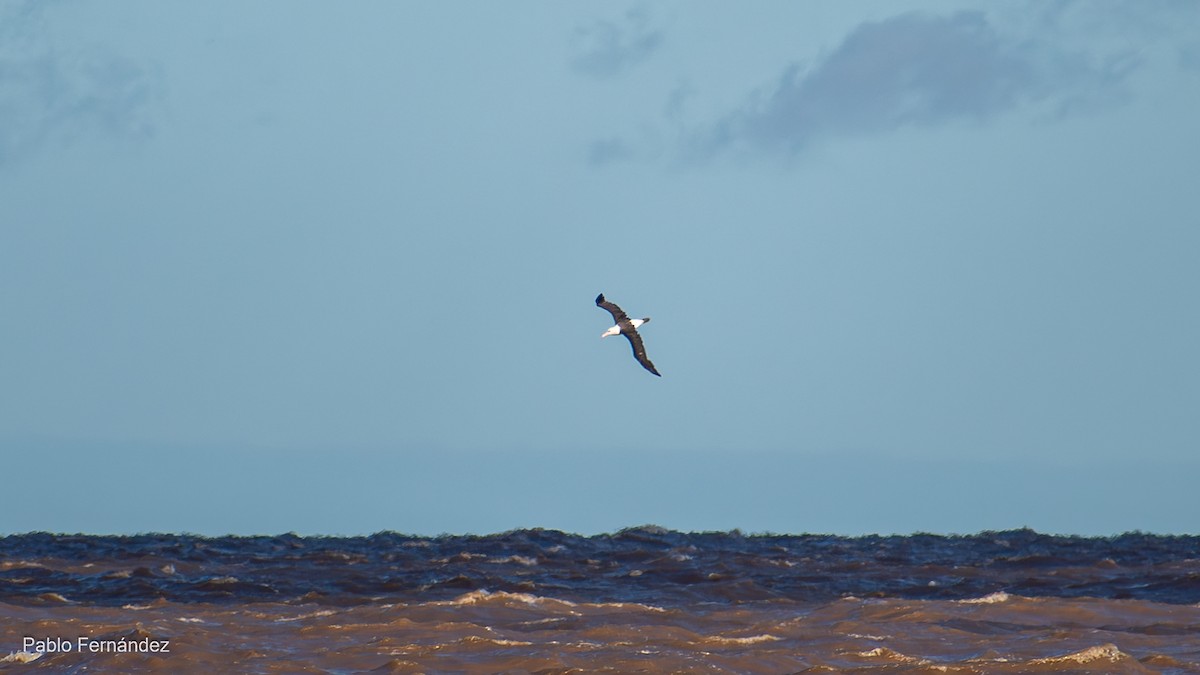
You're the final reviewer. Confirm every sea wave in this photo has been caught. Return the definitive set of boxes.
[0,651,42,664]
[958,591,1012,604]
[431,589,578,609]
[1029,643,1133,665]
[4,528,1200,607]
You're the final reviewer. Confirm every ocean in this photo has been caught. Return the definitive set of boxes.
[2,527,1199,673]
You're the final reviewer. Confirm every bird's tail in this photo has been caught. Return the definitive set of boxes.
[641,317,651,324]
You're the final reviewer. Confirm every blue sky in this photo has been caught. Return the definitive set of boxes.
[2,1,1198,536]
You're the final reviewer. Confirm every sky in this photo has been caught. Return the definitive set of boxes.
[2,1,1198,536]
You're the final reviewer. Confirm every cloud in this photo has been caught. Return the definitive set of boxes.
[570,5,663,79]
[693,11,1139,157]
[0,2,162,166]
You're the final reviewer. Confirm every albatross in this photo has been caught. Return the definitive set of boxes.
[596,293,660,376]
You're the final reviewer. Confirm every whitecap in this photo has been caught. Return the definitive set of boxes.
[274,609,337,622]
[433,590,577,608]
[0,560,46,571]
[1030,643,1130,665]
[707,634,781,646]
[856,647,930,664]
[458,636,533,647]
[488,555,538,566]
[590,600,667,613]
[958,591,1011,604]
[200,576,239,585]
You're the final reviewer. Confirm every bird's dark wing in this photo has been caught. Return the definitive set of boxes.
[623,330,661,376]
[595,293,632,328]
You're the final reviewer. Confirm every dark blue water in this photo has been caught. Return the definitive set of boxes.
[4,527,1199,607]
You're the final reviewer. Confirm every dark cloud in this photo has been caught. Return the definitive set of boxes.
[0,2,162,166]
[571,5,662,79]
[696,11,1139,157]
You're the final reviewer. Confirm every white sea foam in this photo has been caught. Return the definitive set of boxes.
[458,636,533,647]
[1030,643,1129,665]
[275,609,337,622]
[1,651,42,664]
[856,647,930,665]
[432,590,667,616]
[591,600,667,613]
[958,591,1011,604]
[435,590,577,608]
[434,552,487,564]
[488,555,538,566]
[0,560,46,571]
[707,634,781,646]
[205,576,240,584]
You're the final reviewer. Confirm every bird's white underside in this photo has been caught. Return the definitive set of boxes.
[601,318,644,338]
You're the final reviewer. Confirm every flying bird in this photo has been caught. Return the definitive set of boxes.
[596,293,660,376]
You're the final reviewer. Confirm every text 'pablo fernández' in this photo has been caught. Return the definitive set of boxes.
[23,636,171,654]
